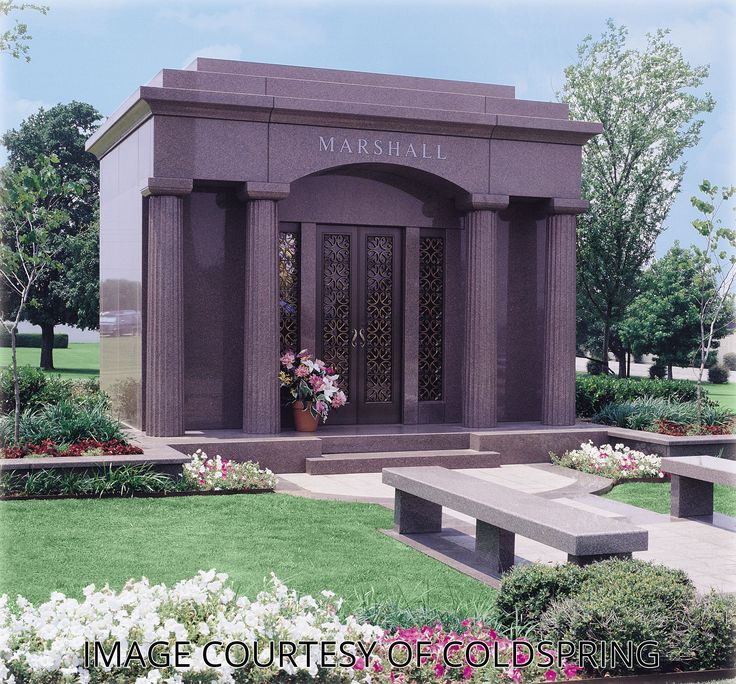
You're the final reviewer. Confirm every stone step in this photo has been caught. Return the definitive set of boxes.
[305,449,500,475]
[319,432,471,455]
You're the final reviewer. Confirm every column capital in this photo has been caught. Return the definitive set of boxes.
[238,181,291,202]
[547,198,589,215]
[456,193,509,212]
[140,177,193,197]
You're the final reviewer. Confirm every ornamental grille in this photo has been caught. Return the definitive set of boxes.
[321,233,352,397]
[278,231,299,353]
[365,235,394,403]
[418,236,444,401]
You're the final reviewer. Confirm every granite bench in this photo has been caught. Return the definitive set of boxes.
[382,466,648,573]
[661,455,736,518]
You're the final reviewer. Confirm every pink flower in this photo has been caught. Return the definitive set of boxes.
[295,365,309,377]
[463,665,473,679]
[331,391,347,408]
[354,658,365,671]
[563,662,581,679]
[434,663,445,677]
[309,375,325,391]
[373,660,383,673]
[545,670,558,681]
[507,667,522,682]
[280,351,295,368]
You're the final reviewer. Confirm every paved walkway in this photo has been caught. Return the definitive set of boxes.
[278,464,736,593]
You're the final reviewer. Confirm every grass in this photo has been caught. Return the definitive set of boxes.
[604,481,736,516]
[704,382,736,411]
[0,342,99,379]
[0,494,496,614]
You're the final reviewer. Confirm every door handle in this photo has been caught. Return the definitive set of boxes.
[359,328,366,348]
[351,328,358,348]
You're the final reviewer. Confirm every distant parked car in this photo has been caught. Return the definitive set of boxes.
[100,310,141,337]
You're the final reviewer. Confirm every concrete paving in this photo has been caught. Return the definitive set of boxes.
[277,464,736,593]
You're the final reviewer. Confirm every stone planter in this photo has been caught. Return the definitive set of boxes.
[292,401,320,432]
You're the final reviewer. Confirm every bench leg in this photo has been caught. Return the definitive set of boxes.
[394,490,442,533]
[475,520,515,574]
[567,552,632,566]
[671,475,713,518]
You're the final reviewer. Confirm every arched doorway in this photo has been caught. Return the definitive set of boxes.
[277,165,464,425]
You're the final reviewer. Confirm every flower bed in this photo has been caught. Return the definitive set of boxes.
[0,438,143,459]
[182,450,276,491]
[551,441,664,481]
[0,572,582,683]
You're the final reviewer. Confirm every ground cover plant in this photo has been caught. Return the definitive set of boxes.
[0,572,581,684]
[575,375,701,417]
[0,494,497,612]
[551,441,663,481]
[603,481,736,517]
[592,396,735,434]
[496,559,736,676]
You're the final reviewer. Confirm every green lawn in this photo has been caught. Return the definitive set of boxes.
[0,494,496,613]
[0,342,99,379]
[704,382,736,411]
[604,481,736,516]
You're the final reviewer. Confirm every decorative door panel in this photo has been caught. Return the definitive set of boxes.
[317,225,402,424]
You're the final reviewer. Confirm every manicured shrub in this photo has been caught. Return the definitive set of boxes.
[723,352,736,371]
[586,359,605,375]
[0,368,107,415]
[0,397,127,446]
[0,366,47,414]
[575,375,701,418]
[685,591,736,670]
[0,331,68,348]
[538,561,702,675]
[649,362,666,379]
[496,562,584,631]
[709,364,730,384]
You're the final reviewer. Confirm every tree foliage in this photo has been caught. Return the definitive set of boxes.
[0,1,47,61]
[1,101,102,368]
[561,20,715,370]
[0,155,84,443]
[619,243,733,374]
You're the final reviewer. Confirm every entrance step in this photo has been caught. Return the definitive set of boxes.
[318,432,471,455]
[305,449,500,475]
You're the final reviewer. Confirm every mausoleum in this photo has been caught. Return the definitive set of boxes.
[87,60,601,437]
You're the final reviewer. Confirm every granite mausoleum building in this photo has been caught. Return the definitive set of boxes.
[87,60,601,438]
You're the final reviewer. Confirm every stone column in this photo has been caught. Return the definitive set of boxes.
[240,182,290,434]
[141,177,193,437]
[458,194,509,428]
[542,198,588,426]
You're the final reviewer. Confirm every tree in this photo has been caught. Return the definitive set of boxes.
[0,156,83,443]
[690,180,736,420]
[560,20,715,374]
[620,243,732,378]
[0,2,48,60]
[2,101,102,368]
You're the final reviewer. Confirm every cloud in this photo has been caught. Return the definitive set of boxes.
[181,44,244,69]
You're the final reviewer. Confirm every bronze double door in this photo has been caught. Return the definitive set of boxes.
[317,225,403,424]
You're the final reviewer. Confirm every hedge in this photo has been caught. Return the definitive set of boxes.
[576,374,701,417]
[0,332,69,349]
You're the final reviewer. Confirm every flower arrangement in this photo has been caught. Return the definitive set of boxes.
[182,450,276,491]
[279,349,347,422]
[0,572,582,683]
[551,441,664,481]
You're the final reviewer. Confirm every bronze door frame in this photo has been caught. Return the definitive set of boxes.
[317,224,403,424]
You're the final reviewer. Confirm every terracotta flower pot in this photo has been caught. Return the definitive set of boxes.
[293,401,320,432]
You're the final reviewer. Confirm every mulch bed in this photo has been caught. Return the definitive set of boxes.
[0,488,274,501]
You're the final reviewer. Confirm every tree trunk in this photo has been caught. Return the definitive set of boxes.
[615,350,627,378]
[40,323,55,370]
[667,364,673,380]
[12,329,20,446]
[602,315,611,373]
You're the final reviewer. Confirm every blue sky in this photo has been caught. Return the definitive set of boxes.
[1,0,734,255]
